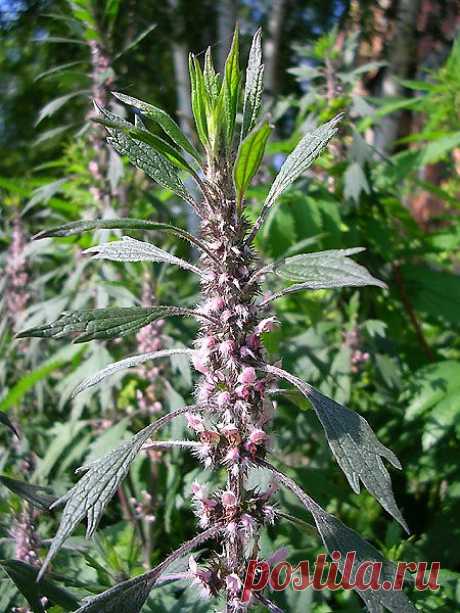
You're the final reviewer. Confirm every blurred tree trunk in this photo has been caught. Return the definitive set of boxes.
[374,0,421,154]
[217,0,238,73]
[263,0,287,99]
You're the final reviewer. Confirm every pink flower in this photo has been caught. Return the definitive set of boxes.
[221,490,237,508]
[224,447,240,463]
[210,296,225,311]
[217,391,231,408]
[219,339,236,358]
[249,429,267,445]
[225,573,242,594]
[240,346,256,359]
[191,481,207,499]
[256,317,277,334]
[200,335,217,350]
[239,513,256,536]
[200,430,220,445]
[186,413,205,432]
[236,384,250,400]
[238,367,256,385]
[192,352,209,375]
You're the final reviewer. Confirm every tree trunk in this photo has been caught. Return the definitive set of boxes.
[263,0,287,99]
[217,0,238,74]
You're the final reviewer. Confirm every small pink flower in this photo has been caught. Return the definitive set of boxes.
[239,513,256,536]
[210,296,225,311]
[236,384,250,400]
[191,481,207,499]
[256,317,277,334]
[221,490,237,508]
[217,391,231,408]
[219,339,236,358]
[186,413,205,432]
[225,573,242,594]
[267,546,289,566]
[197,381,214,402]
[254,380,265,395]
[200,335,217,350]
[192,352,209,375]
[249,429,267,445]
[221,309,233,323]
[262,505,276,524]
[224,447,240,463]
[226,521,238,542]
[238,367,256,385]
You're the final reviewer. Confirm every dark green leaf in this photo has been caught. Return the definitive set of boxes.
[17,306,193,344]
[1,560,80,612]
[219,27,241,148]
[0,412,19,437]
[264,365,408,532]
[0,475,56,509]
[111,91,201,162]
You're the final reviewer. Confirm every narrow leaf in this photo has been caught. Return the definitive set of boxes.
[246,115,342,243]
[84,236,203,276]
[203,47,220,101]
[241,28,264,140]
[74,524,221,613]
[257,460,416,613]
[219,27,241,148]
[0,412,19,437]
[234,121,272,203]
[72,348,195,396]
[17,306,196,344]
[0,475,56,509]
[39,406,201,580]
[189,54,210,147]
[1,560,80,612]
[263,365,408,532]
[104,119,197,208]
[32,218,219,262]
[35,91,89,125]
[112,91,201,162]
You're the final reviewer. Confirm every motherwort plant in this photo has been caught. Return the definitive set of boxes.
[19,28,416,612]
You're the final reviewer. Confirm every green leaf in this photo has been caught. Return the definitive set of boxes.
[84,236,203,276]
[264,365,408,532]
[73,525,221,613]
[72,348,195,396]
[104,119,196,208]
[203,47,220,101]
[234,121,272,204]
[273,248,386,290]
[17,306,194,344]
[258,460,417,613]
[32,217,216,259]
[419,131,460,165]
[343,162,370,203]
[0,412,19,437]
[219,27,241,148]
[39,407,199,580]
[241,28,264,141]
[246,115,342,242]
[1,560,80,612]
[111,92,201,162]
[35,91,89,125]
[189,54,210,147]
[0,475,56,509]
[0,353,69,412]
[113,23,157,60]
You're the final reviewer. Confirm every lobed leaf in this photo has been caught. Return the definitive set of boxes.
[72,348,196,396]
[17,306,200,344]
[0,475,56,509]
[112,91,201,162]
[246,115,342,243]
[38,406,201,581]
[241,28,264,141]
[234,121,272,204]
[257,460,416,613]
[84,236,203,276]
[264,365,408,532]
